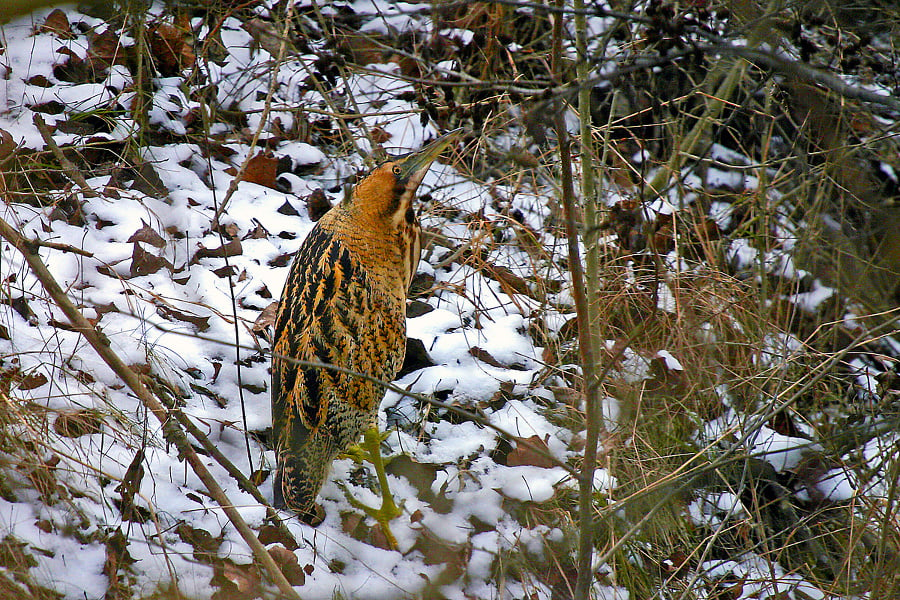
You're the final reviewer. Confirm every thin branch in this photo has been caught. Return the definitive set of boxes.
[212,2,296,226]
[707,44,900,114]
[587,313,900,574]
[30,239,94,257]
[398,0,651,23]
[33,114,100,198]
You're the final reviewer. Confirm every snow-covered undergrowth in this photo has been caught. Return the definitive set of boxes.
[1,1,899,599]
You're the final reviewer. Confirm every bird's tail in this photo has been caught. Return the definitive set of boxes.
[274,450,329,524]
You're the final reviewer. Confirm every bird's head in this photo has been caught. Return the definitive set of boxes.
[346,129,461,228]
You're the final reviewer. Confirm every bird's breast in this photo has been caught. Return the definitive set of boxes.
[328,221,417,300]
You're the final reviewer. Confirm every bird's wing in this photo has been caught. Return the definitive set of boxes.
[272,224,352,447]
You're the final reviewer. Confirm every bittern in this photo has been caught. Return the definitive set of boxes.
[271,130,459,539]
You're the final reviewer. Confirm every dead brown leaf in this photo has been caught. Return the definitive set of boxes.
[369,126,392,144]
[267,253,292,268]
[149,22,195,76]
[154,301,210,332]
[506,434,556,469]
[367,522,395,550]
[224,222,240,239]
[129,161,168,199]
[411,528,469,582]
[342,512,366,537]
[649,352,686,393]
[176,523,222,562]
[341,512,395,549]
[88,29,125,70]
[39,9,72,38]
[127,221,166,249]
[0,128,16,161]
[211,264,237,278]
[219,561,262,596]
[17,371,48,391]
[242,18,287,58]
[103,527,134,600]
[304,188,332,221]
[238,151,279,189]
[252,302,278,340]
[115,449,145,524]
[244,221,269,239]
[267,545,306,586]
[187,383,225,408]
[25,74,53,87]
[192,238,243,263]
[469,346,506,368]
[257,524,299,550]
[130,242,173,277]
[484,263,536,299]
[549,386,583,407]
[23,460,62,504]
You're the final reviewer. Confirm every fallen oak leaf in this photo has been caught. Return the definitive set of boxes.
[189,383,227,408]
[127,221,166,249]
[244,220,269,239]
[88,29,126,70]
[103,527,135,598]
[506,434,557,469]
[154,301,210,332]
[211,264,237,278]
[191,238,242,263]
[129,161,168,199]
[38,9,72,38]
[549,386,583,407]
[130,242,173,277]
[237,151,279,189]
[267,545,305,586]
[252,302,278,342]
[217,561,263,596]
[17,371,48,391]
[0,128,16,161]
[149,22,195,76]
[469,346,527,371]
[257,524,299,551]
[469,346,506,369]
[176,523,222,562]
[304,188,331,221]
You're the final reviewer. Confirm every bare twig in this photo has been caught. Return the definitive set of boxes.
[33,114,100,198]
[396,0,650,23]
[706,44,900,115]
[0,218,303,600]
[30,239,94,257]
[212,2,296,226]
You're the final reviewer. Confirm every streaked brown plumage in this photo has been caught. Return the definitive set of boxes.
[271,132,457,522]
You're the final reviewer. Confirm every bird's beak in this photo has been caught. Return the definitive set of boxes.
[395,128,462,186]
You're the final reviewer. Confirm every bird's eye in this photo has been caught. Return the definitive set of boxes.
[392,165,402,176]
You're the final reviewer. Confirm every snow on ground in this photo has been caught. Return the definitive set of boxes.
[0,2,897,599]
